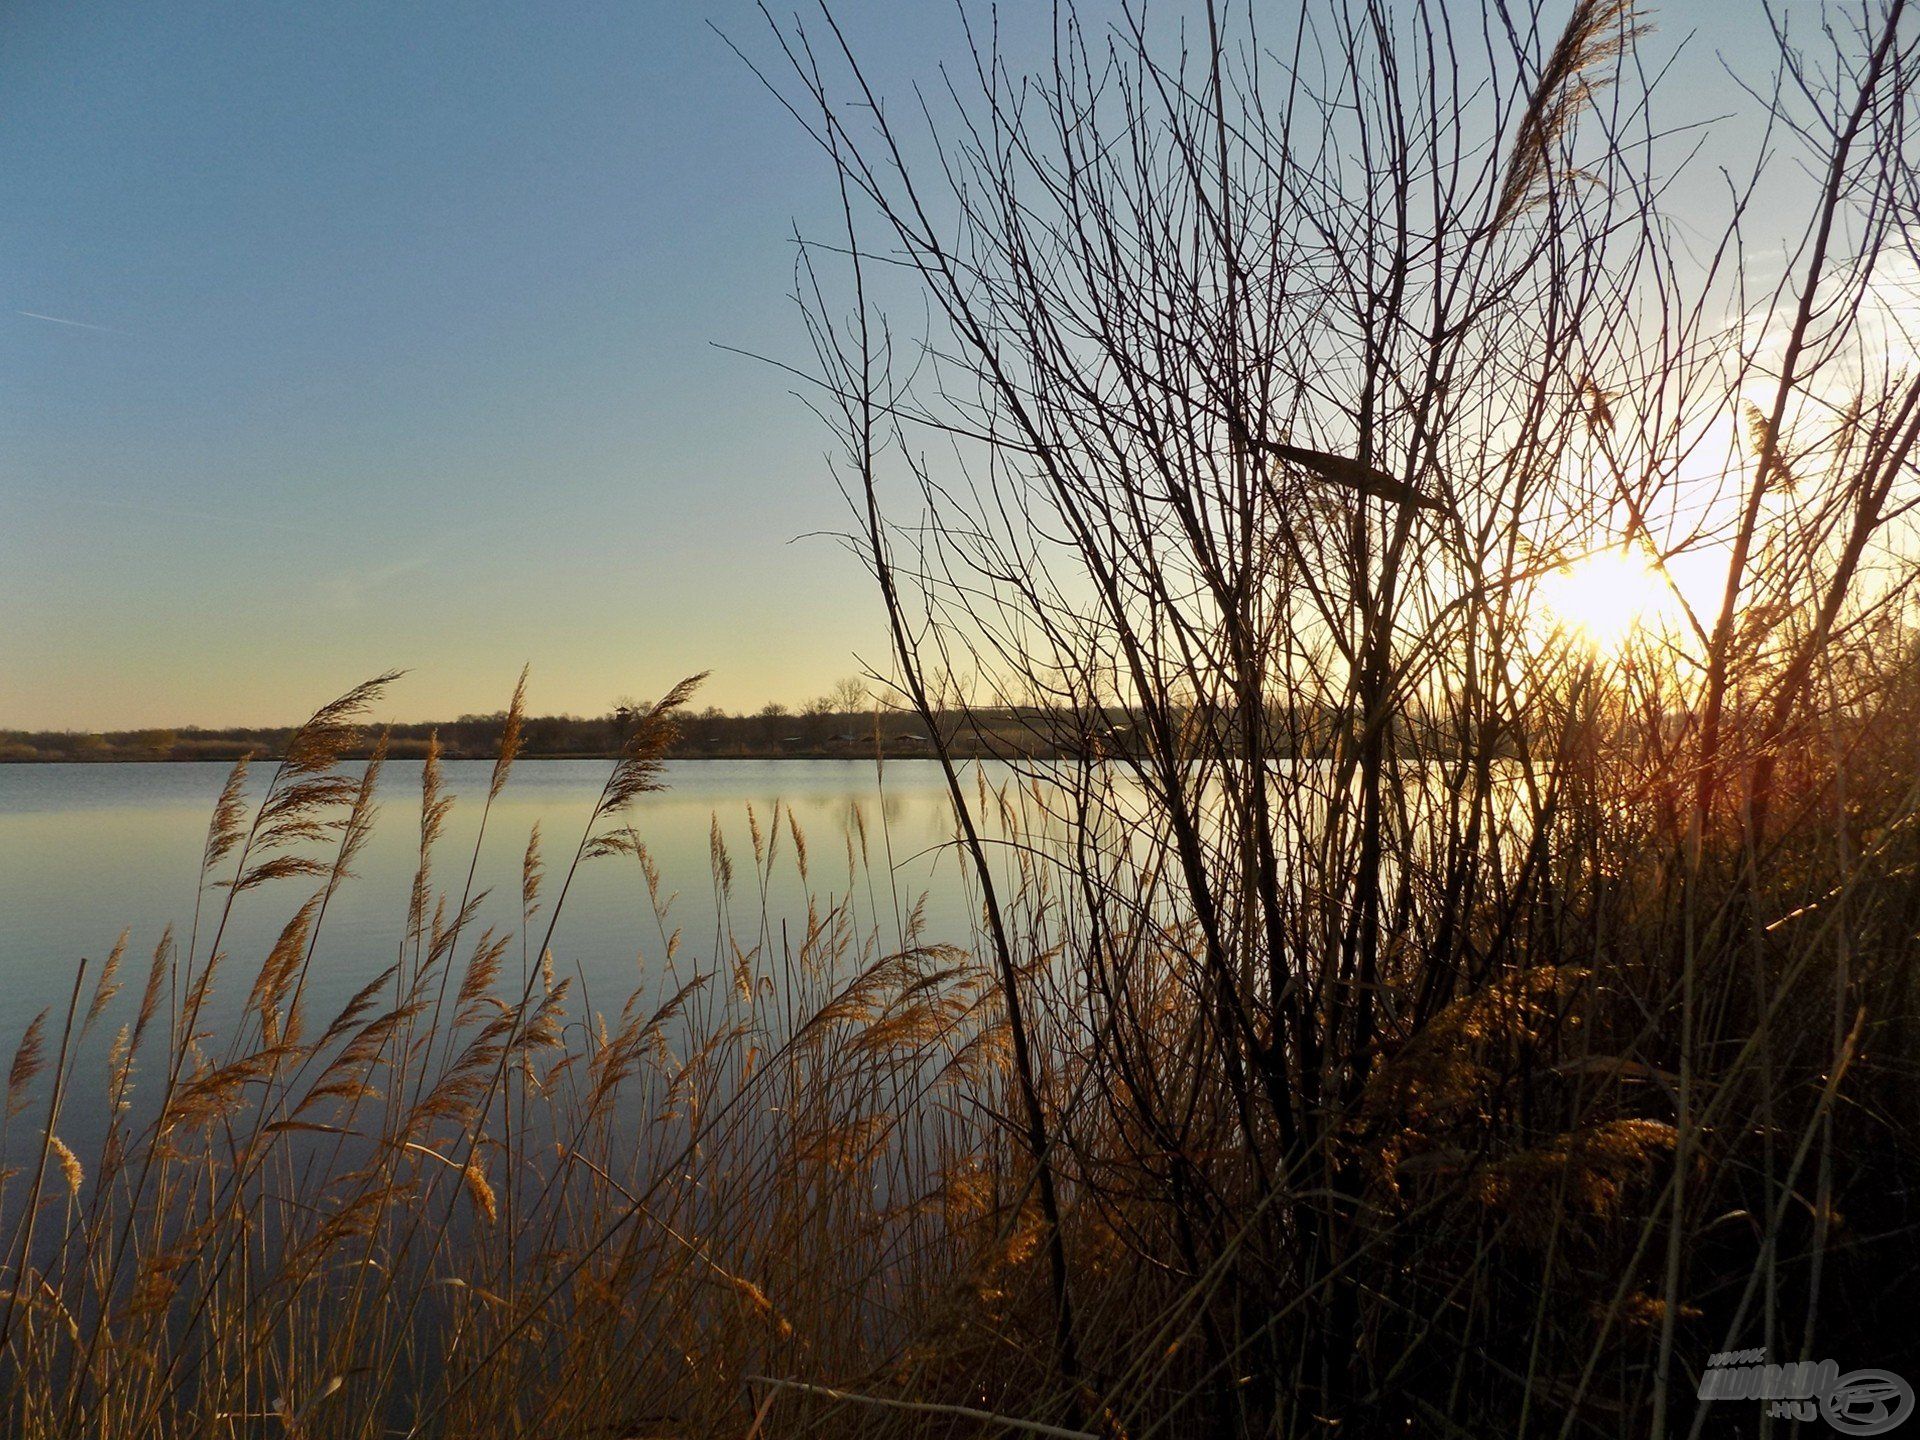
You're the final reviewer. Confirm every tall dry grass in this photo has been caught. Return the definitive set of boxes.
[0,675,1065,1438]
[8,657,1918,1437]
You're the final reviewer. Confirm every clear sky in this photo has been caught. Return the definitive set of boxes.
[0,1,1019,729]
[1,1,1779,730]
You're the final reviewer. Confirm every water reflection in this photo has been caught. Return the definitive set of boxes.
[0,761,987,1127]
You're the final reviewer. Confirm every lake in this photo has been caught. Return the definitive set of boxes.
[0,760,994,1078]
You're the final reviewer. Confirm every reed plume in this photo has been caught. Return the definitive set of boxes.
[1493,0,1647,230]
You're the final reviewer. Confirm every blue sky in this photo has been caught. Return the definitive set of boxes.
[1,1,1005,728]
[1,2,1780,728]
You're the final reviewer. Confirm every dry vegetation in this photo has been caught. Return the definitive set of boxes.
[7,0,1920,1435]
[0,674,1033,1437]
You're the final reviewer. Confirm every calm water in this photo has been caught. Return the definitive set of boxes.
[0,760,989,1064]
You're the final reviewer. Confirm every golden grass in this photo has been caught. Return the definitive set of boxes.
[5,663,1914,1438]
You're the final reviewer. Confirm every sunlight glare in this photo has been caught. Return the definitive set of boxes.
[1537,549,1674,650]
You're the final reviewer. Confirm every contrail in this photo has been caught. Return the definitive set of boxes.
[17,310,124,334]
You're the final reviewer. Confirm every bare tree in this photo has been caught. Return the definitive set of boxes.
[753,0,1920,1432]
[829,674,869,716]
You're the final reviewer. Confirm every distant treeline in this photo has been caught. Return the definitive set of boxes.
[2,699,1477,764]
[1,704,963,763]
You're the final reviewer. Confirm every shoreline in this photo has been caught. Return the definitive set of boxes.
[0,750,972,765]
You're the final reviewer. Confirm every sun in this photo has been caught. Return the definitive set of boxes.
[1536,548,1674,649]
